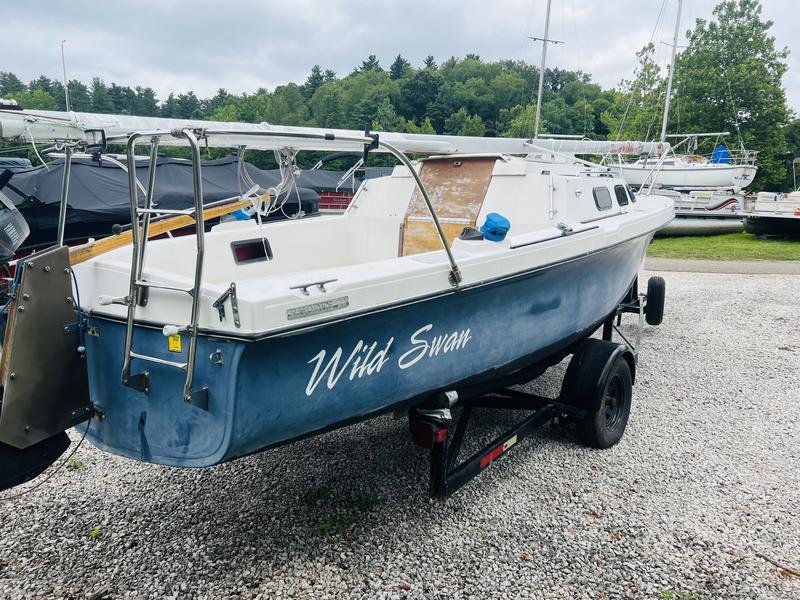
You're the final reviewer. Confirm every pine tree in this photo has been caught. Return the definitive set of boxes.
[303,65,325,99]
[389,55,411,80]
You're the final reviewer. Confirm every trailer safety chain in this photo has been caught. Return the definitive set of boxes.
[0,417,92,502]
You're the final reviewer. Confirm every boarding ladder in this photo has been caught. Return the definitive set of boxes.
[117,129,209,410]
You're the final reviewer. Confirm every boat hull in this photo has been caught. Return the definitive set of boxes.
[656,217,743,237]
[743,215,800,238]
[84,235,651,468]
[614,164,757,189]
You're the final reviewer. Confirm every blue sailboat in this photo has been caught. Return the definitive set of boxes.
[0,109,672,495]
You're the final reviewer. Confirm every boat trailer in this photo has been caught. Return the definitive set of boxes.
[409,276,664,498]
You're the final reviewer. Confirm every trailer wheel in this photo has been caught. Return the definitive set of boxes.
[645,276,665,326]
[575,356,632,449]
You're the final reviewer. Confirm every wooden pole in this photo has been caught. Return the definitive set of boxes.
[68,197,254,265]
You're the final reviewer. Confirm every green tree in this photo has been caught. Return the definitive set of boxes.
[444,107,485,136]
[398,68,443,122]
[674,0,790,189]
[355,55,382,74]
[10,88,57,110]
[67,80,91,112]
[372,97,404,131]
[303,65,325,100]
[0,72,25,96]
[90,78,114,112]
[601,43,666,141]
[389,55,412,80]
[423,55,437,69]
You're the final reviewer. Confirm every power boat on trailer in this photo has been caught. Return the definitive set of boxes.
[0,109,672,496]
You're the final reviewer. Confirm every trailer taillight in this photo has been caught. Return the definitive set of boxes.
[410,420,447,449]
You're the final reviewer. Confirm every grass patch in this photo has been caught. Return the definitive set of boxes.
[66,457,86,471]
[648,232,800,261]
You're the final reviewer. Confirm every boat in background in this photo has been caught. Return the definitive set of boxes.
[653,188,745,237]
[613,141,757,190]
[743,191,800,238]
[1,155,324,251]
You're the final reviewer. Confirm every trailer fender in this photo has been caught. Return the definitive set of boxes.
[560,338,635,412]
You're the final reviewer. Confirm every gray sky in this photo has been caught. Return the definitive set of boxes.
[3,0,798,111]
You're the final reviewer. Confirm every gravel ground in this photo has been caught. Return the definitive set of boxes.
[1,270,798,599]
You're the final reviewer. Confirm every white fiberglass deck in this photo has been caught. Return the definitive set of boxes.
[75,156,673,336]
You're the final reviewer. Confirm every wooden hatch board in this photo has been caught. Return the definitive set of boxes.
[401,157,496,256]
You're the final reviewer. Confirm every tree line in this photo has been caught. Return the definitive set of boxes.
[0,0,796,190]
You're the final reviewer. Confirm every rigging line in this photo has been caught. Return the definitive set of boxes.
[614,0,669,141]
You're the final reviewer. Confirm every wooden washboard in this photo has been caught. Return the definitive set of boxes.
[401,156,496,256]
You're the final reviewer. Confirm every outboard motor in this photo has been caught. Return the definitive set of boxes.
[0,171,30,264]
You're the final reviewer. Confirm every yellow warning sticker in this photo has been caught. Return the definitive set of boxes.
[168,334,182,353]
[503,435,518,451]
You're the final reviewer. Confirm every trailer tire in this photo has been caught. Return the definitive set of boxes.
[575,356,632,449]
[645,276,665,326]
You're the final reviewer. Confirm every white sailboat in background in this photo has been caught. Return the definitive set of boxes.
[611,0,758,192]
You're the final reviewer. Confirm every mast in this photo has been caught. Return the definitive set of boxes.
[532,0,553,139]
[660,0,683,143]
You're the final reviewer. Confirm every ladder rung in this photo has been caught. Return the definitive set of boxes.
[135,280,192,294]
[137,208,195,216]
[130,351,187,371]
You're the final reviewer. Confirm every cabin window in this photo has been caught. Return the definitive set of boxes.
[593,187,613,211]
[614,185,629,206]
[231,238,273,264]
[626,185,637,203]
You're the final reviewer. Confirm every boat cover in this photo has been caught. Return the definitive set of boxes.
[1,156,335,248]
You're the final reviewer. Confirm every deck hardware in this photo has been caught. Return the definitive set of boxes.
[212,282,240,327]
[43,265,51,273]
[184,387,209,411]
[17,306,24,312]
[22,293,29,300]
[86,326,100,337]
[123,371,150,395]
[63,323,79,335]
[71,406,93,420]
[98,294,130,306]
[9,372,15,379]
[209,350,224,366]
[290,278,338,296]
[556,222,573,236]
[136,284,149,307]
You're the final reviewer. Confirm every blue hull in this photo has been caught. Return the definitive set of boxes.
[85,236,648,467]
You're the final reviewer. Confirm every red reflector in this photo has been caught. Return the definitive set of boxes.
[433,428,448,443]
[479,444,505,469]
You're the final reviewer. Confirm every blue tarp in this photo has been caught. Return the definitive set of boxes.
[712,145,731,164]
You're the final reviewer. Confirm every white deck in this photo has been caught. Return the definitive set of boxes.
[74,156,674,336]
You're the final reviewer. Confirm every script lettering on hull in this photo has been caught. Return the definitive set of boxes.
[305,324,472,396]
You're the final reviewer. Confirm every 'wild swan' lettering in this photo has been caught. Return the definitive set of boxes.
[304,323,472,395]
[398,325,472,370]
[305,338,394,396]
